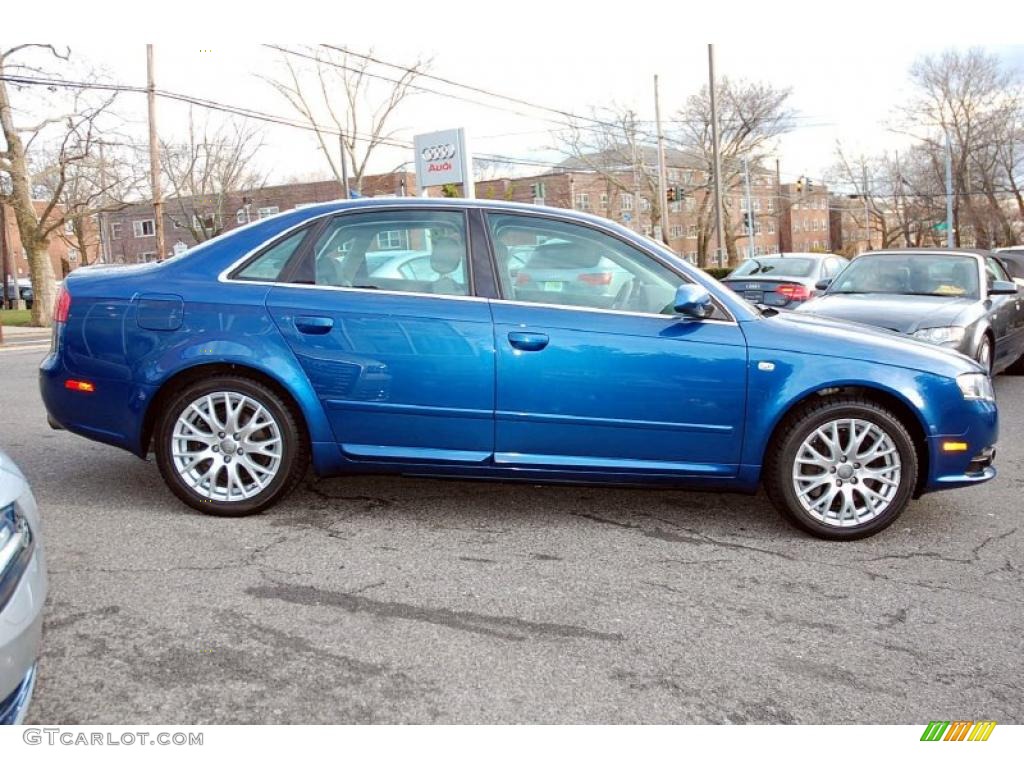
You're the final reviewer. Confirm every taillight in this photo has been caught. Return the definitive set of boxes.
[54,286,71,324]
[578,272,613,286]
[775,283,811,301]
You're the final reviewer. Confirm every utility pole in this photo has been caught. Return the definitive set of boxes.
[945,133,954,248]
[146,45,166,262]
[631,130,642,234]
[708,44,726,267]
[97,139,109,264]
[654,74,670,246]
[862,165,871,254]
[338,133,351,199]
[742,156,754,259]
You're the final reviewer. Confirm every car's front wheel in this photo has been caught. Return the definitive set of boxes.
[154,376,308,516]
[764,396,918,540]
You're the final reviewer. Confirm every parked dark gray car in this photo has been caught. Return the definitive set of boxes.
[722,253,848,308]
[797,249,1024,374]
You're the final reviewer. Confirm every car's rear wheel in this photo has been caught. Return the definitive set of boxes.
[155,376,308,516]
[764,396,918,540]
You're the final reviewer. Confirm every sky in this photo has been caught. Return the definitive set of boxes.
[5,2,1024,195]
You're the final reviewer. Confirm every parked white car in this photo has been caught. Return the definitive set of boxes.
[0,449,46,724]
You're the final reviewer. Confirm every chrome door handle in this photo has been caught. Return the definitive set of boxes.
[507,331,549,351]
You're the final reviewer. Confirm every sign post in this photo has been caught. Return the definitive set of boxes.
[413,128,474,198]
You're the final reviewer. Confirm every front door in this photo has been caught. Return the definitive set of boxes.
[485,212,748,476]
[265,209,495,464]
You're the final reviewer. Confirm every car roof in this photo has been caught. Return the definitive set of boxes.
[859,247,991,259]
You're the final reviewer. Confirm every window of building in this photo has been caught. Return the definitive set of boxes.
[687,224,698,238]
[531,182,546,205]
[685,197,696,212]
[139,252,156,263]
[753,199,761,211]
[192,213,221,232]
[767,221,776,234]
[67,247,79,263]
[754,221,763,235]
[257,206,280,220]
[375,230,410,250]
[670,225,683,238]
[600,192,608,209]
[686,251,698,264]
[576,193,590,211]
[110,222,123,240]
[236,207,251,225]
[642,224,652,236]
[620,193,633,211]
[767,198,775,212]
[669,200,682,213]
[640,197,651,212]
[64,220,75,235]
[133,219,155,238]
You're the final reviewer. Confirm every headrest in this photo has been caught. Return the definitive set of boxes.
[430,237,463,276]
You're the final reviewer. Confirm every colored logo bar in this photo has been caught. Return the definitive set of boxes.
[921,721,997,741]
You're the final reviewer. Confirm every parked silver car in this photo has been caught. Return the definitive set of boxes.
[722,252,848,309]
[0,449,46,725]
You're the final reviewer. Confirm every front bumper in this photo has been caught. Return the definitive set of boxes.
[0,545,45,725]
[922,397,999,492]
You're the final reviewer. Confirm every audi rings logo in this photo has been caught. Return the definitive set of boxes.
[421,143,456,162]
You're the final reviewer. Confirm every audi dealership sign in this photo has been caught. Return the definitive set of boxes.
[413,128,474,196]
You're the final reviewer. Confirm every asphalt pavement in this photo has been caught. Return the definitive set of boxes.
[1,345,1021,724]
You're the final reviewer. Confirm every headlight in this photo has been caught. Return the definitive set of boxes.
[912,326,966,345]
[0,502,35,607]
[957,372,995,401]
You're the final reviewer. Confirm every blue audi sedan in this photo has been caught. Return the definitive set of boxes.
[40,199,998,540]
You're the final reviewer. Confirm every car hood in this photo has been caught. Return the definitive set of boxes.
[795,293,975,333]
[751,309,983,378]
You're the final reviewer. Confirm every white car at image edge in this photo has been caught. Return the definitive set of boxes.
[0,449,46,725]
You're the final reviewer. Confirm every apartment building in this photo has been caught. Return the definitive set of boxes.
[778,182,832,253]
[1,200,99,296]
[100,172,416,263]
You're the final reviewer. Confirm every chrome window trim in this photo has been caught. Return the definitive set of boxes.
[215,202,739,324]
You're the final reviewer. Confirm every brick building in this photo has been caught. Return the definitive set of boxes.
[475,153,786,266]
[778,182,832,253]
[100,172,416,264]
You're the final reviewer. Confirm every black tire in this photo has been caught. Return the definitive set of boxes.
[154,375,308,516]
[764,396,919,541]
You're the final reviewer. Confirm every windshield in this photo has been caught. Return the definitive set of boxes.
[828,254,980,299]
[730,257,815,278]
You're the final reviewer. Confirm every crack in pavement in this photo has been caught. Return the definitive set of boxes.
[245,582,624,643]
[864,527,1019,566]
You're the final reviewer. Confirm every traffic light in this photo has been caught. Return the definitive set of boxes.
[806,178,814,192]
[742,212,752,230]
[795,177,805,194]
[667,187,677,203]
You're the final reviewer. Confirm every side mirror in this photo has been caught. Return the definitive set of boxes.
[989,279,1019,296]
[673,284,712,318]
[815,278,832,291]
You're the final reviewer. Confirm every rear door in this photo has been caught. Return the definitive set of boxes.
[263,208,496,464]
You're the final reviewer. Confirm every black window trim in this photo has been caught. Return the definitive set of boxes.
[227,222,317,283]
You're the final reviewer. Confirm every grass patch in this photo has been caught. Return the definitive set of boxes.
[0,309,33,326]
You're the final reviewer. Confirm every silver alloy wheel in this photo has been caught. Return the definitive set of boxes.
[791,418,902,527]
[978,339,992,371]
[171,391,283,502]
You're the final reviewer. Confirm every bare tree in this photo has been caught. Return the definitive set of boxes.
[264,45,428,196]
[0,45,131,325]
[553,106,663,237]
[160,112,267,243]
[901,48,1022,248]
[675,78,795,266]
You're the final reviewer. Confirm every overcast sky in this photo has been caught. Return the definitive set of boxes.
[7,2,1024,193]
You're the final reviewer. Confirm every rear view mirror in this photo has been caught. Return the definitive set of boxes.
[989,279,1019,296]
[673,284,712,318]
